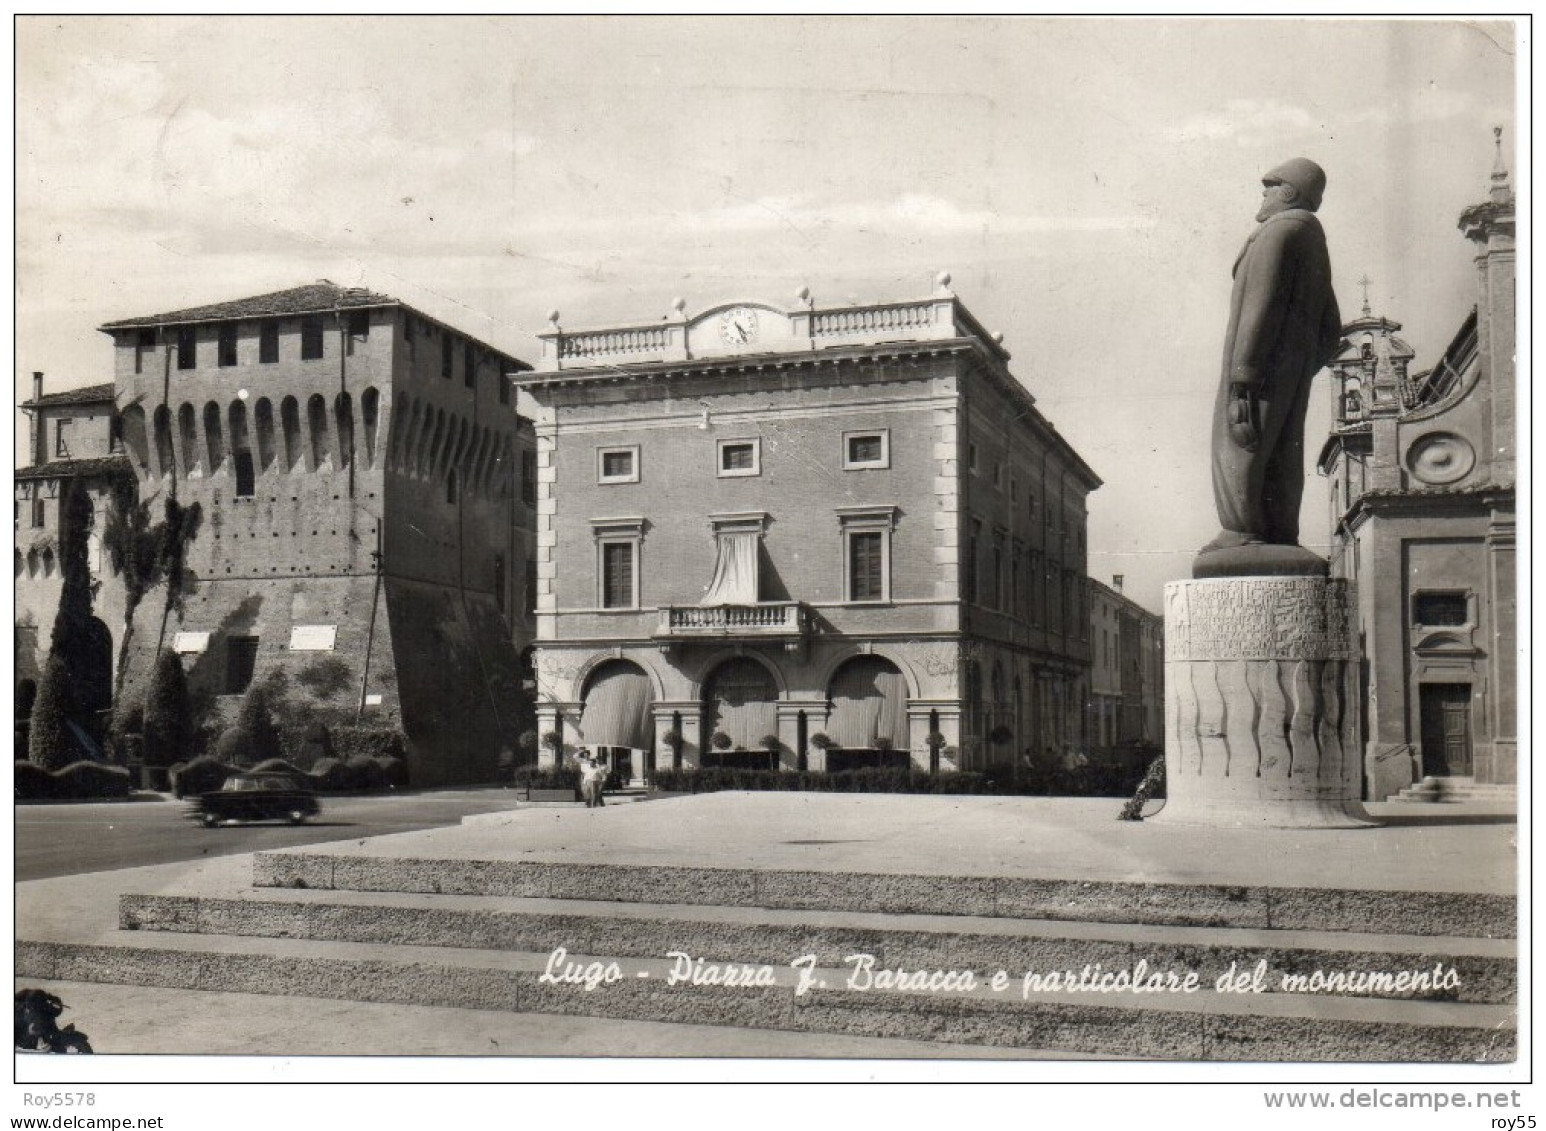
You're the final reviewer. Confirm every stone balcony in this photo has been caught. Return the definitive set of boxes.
[653,602,812,648]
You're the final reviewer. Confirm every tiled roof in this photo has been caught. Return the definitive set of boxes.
[20,382,115,408]
[15,455,133,482]
[99,283,400,330]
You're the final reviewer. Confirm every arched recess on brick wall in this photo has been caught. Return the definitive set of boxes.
[335,392,354,471]
[178,404,199,476]
[26,548,40,577]
[14,548,22,578]
[229,400,254,497]
[307,393,330,471]
[254,398,276,473]
[386,398,411,469]
[414,406,436,477]
[361,387,380,468]
[497,436,515,497]
[41,547,55,577]
[425,409,446,479]
[434,416,455,479]
[202,402,225,474]
[448,417,469,479]
[152,405,174,478]
[119,404,149,474]
[280,397,302,472]
[469,428,490,490]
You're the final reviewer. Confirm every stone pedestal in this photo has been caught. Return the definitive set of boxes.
[1158,576,1373,828]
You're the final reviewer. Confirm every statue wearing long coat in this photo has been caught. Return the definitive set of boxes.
[1210,207,1342,546]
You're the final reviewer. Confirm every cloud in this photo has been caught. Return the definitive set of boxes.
[1165,99,1324,146]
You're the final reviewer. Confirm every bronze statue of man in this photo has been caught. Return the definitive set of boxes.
[1197,158,1343,575]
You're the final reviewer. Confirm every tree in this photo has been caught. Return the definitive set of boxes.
[47,480,111,728]
[142,649,191,768]
[103,486,203,697]
[27,655,77,770]
[220,678,284,766]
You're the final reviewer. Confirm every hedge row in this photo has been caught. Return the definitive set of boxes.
[649,763,1157,797]
[169,754,409,798]
[14,760,133,801]
[649,767,994,795]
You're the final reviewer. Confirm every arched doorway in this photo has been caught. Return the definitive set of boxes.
[825,655,909,772]
[578,659,654,786]
[702,657,779,770]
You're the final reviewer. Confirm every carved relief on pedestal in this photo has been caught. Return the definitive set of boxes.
[1163,578,1367,826]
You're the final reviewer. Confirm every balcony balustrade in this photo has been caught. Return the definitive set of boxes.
[654,601,810,644]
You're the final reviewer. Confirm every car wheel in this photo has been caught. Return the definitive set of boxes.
[202,813,218,828]
[288,809,307,825]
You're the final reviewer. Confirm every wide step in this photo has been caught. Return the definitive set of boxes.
[117,888,1515,1005]
[15,931,1514,1062]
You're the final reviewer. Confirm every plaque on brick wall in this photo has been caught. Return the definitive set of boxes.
[1165,578,1355,662]
[289,625,338,651]
[171,632,209,654]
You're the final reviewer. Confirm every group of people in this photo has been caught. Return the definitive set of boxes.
[577,749,609,808]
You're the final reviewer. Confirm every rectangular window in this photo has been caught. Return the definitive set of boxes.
[54,419,73,458]
[717,438,760,477]
[218,323,238,367]
[601,541,636,609]
[31,496,45,528]
[1414,592,1469,626]
[597,446,639,484]
[837,505,897,604]
[964,525,979,604]
[849,531,885,602]
[224,636,260,694]
[176,326,197,370]
[967,443,978,473]
[109,414,123,454]
[300,316,324,360]
[524,566,538,618]
[441,334,453,379]
[464,343,476,388]
[347,310,370,339]
[843,430,889,470]
[135,329,155,374]
[521,450,536,505]
[259,321,279,364]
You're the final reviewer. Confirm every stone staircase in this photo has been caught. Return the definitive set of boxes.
[1392,776,1519,805]
[15,850,1516,1061]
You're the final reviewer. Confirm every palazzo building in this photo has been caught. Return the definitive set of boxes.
[86,282,536,784]
[1085,575,1163,764]
[1317,134,1516,800]
[517,277,1100,779]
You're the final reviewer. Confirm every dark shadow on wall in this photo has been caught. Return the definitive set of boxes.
[383,578,523,786]
[185,594,265,746]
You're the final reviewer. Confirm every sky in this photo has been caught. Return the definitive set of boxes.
[13,16,1522,612]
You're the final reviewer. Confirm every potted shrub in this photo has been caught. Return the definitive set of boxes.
[661,728,685,771]
[541,730,564,763]
[925,730,947,774]
[759,732,782,771]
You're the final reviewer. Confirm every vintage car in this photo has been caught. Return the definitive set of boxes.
[193,772,320,827]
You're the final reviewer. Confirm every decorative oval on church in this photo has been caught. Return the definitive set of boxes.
[1406,432,1475,485]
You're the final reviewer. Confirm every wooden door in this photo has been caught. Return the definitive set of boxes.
[1419,684,1473,776]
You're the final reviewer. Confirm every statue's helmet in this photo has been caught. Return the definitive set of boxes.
[1263,157,1326,211]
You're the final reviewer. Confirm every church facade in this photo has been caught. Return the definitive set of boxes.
[517,279,1100,779]
[1317,135,1516,800]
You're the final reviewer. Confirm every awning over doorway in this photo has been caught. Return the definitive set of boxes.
[826,658,908,749]
[704,657,778,748]
[578,663,654,750]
